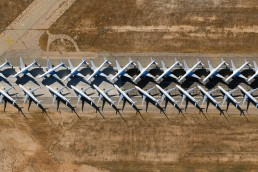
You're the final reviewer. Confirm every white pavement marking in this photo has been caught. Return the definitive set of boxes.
[0,0,76,56]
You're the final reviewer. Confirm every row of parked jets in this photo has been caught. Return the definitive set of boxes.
[0,56,257,83]
[0,57,257,120]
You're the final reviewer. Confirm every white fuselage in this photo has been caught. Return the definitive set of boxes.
[71,86,94,104]
[64,61,85,80]
[88,61,108,81]
[238,86,258,104]
[156,62,179,81]
[0,90,15,104]
[218,86,239,106]
[135,86,158,104]
[46,86,70,103]
[13,62,36,77]
[39,63,64,78]
[133,61,155,82]
[156,85,177,105]
[178,62,201,83]
[197,86,219,105]
[203,62,225,83]
[225,62,249,82]
[114,85,134,105]
[176,85,198,104]
[19,85,41,105]
[111,61,133,81]
[93,85,114,105]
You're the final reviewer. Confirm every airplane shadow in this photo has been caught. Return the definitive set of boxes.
[41,77,65,86]
[56,69,71,78]
[29,68,45,77]
[0,77,13,86]
[2,68,16,78]
[15,75,39,86]
[67,77,89,88]
[137,78,157,88]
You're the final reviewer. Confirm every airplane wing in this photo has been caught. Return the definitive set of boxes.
[4,87,13,93]
[142,95,146,106]
[47,59,52,70]
[146,73,155,79]
[160,94,166,104]
[30,87,40,94]
[216,73,224,79]
[26,73,34,79]
[58,86,66,93]
[23,94,29,104]
[76,73,85,78]
[192,74,201,80]
[99,73,108,78]
[249,88,258,95]
[77,95,82,105]
[118,94,124,105]
[53,94,57,104]
[0,94,3,103]
[97,94,103,105]
[104,88,113,94]
[68,59,74,69]
[161,60,167,71]
[124,88,134,94]
[208,88,218,95]
[90,60,97,70]
[115,59,122,70]
[208,60,214,71]
[243,95,248,105]
[147,87,155,93]
[183,60,189,71]
[187,87,195,94]
[167,87,176,94]
[20,57,25,69]
[231,60,236,71]
[137,60,143,71]
[202,95,207,105]
[239,74,247,80]
[181,95,186,105]
[222,95,228,105]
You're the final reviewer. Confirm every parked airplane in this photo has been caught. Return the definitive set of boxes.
[135,86,166,116]
[19,84,46,112]
[13,57,40,78]
[202,58,228,83]
[114,84,140,113]
[238,85,258,111]
[71,85,101,115]
[133,58,158,83]
[218,86,245,115]
[156,58,182,82]
[111,58,135,81]
[87,57,111,82]
[63,59,88,81]
[176,85,204,115]
[247,60,258,83]
[0,58,13,79]
[197,85,225,115]
[156,84,183,114]
[39,59,66,80]
[93,84,121,115]
[0,87,22,112]
[224,60,251,83]
[46,85,74,112]
[178,58,204,83]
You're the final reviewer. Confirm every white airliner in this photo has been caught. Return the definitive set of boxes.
[202,58,228,83]
[135,86,165,114]
[71,85,99,112]
[63,59,88,81]
[0,59,13,79]
[114,84,139,111]
[39,59,66,80]
[218,86,245,115]
[224,60,251,83]
[19,84,45,111]
[178,58,204,83]
[111,58,135,81]
[176,85,204,114]
[93,84,120,113]
[133,58,158,83]
[87,57,111,82]
[156,58,182,82]
[197,85,225,115]
[0,86,19,111]
[247,60,258,83]
[238,85,258,111]
[13,57,40,78]
[46,85,72,111]
[156,85,183,114]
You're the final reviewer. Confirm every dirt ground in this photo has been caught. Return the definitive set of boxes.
[0,0,33,32]
[1,104,258,171]
[41,0,258,53]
